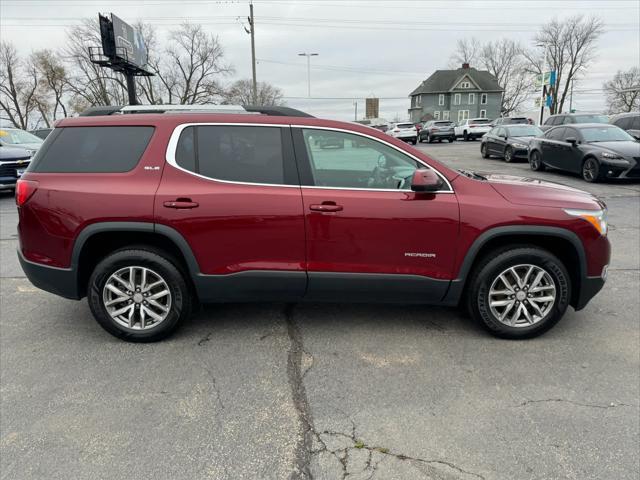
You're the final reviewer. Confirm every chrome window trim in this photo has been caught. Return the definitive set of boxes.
[165,122,454,193]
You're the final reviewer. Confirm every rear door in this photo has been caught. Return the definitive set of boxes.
[292,127,459,303]
[155,123,307,302]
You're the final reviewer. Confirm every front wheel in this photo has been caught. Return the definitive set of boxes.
[504,146,514,163]
[529,150,545,171]
[481,143,490,158]
[582,157,601,183]
[467,247,570,339]
[88,248,192,342]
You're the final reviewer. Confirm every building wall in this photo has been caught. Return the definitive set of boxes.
[409,92,502,123]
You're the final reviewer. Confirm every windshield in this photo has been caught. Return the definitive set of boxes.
[573,114,609,124]
[470,119,491,124]
[581,126,635,142]
[506,126,543,137]
[396,123,414,129]
[0,128,43,145]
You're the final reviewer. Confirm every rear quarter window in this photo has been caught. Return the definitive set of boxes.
[30,126,154,173]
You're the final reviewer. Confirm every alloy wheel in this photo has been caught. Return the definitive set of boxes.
[102,266,172,330]
[504,147,513,162]
[488,264,556,327]
[583,158,598,182]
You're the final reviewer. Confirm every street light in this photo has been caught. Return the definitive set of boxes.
[298,52,319,97]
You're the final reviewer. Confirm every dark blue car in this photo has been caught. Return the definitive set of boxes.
[0,145,32,190]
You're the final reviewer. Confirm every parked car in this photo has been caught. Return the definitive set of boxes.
[539,113,609,132]
[0,127,43,155]
[492,117,529,126]
[418,120,456,143]
[387,122,417,145]
[528,124,640,182]
[29,128,53,140]
[0,145,32,190]
[17,104,610,342]
[610,112,640,140]
[454,118,493,141]
[481,125,543,162]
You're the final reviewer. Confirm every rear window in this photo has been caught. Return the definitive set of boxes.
[507,118,529,124]
[470,119,491,124]
[30,126,154,173]
[434,121,453,126]
[573,114,609,124]
[396,123,414,129]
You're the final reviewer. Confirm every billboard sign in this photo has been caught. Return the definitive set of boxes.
[110,14,147,68]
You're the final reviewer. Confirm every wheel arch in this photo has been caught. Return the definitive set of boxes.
[72,222,200,298]
[443,226,586,308]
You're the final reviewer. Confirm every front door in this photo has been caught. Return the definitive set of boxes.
[155,123,306,302]
[292,127,460,303]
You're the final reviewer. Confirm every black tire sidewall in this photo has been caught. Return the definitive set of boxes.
[583,158,600,182]
[469,248,570,339]
[504,147,513,162]
[530,151,543,171]
[88,249,191,342]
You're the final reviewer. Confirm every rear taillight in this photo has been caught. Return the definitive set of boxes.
[15,179,38,207]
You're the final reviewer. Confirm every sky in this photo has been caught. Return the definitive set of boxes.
[1,0,639,121]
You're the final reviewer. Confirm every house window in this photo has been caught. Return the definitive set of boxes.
[434,111,440,119]
[458,110,469,122]
[438,94,444,106]
[481,93,488,105]
[461,81,470,88]
[480,109,487,118]
[454,93,461,105]
[443,111,450,120]
[416,95,422,107]
[468,93,475,104]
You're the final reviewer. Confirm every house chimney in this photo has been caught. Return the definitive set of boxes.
[462,63,470,69]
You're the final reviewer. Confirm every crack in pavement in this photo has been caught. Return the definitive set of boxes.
[284,308,485,479]
[517,399,635,409]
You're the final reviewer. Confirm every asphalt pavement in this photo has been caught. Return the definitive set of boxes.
[1,140,638,480]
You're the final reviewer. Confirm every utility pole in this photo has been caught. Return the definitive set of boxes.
[354,100,358,121]
[298,52,318,97]
[537,43,549,126]
[246,2,257,104]
[569,78,574,112]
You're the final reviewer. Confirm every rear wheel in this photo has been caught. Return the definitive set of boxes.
[88,249,192,342]
[449,137,456,142]
[582,157,601,183]
[504,146,514,163]
[467,247,570,339]
[463,131,469,141]
[529,150,545,171]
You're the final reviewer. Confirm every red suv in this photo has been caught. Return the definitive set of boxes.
[16,105,610,342]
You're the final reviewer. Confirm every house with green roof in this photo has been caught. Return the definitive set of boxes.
[408,63,504,123]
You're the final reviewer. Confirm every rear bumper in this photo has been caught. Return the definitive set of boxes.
[18,249,81,300]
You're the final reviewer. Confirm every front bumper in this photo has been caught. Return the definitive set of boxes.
[18,249,81,300]
[574,275,606,311]
[600,158,640,179]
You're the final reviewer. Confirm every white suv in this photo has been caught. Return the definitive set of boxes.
[387,122,417,145]
[454,118,493,141]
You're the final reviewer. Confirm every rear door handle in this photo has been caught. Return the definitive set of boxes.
[309,203,343,212]
[163,199,199,209]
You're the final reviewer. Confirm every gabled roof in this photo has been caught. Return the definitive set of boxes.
[410,66,503,96]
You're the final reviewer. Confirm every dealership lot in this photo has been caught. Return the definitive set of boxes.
[1,141,638,479]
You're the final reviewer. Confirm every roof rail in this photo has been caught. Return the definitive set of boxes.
[78,104,314,118]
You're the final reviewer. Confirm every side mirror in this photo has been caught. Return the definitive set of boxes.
[565,137,578,146]
[411,169,443,192]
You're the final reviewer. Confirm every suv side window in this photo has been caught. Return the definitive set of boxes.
[544,116,556,126]
[30,126,154,173]
[614,117,631,130]
[562,116,574,124]
[632,116,640,130]
[300,129,419,190]
[175,125,286,185]
[563,127,579,141]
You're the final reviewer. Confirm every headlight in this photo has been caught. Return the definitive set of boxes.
[564,208,608,236]
[511,142,528,149]
[601,152,623,160]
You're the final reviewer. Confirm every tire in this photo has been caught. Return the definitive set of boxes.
[504,146,514,163]
[417,135,423,143]
[88,248,192,342]
[467,246,570,339]
[427,135,434,143]
[410,138,417,145]
[582,157,601,183]
[449,137,456,142]
[529,150,545,171]
[463,131,469,141]
[481,142,490,158]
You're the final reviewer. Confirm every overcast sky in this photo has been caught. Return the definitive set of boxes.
[1,0,639,120]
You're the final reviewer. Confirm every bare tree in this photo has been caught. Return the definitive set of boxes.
[449,38,480,68]
[0,42,41,129]
[62,19,128,110]
[149,23,233,105]
[603,67,640,114]
[524,15,604,114]
[224,79,284,106]
[32,50,69,125]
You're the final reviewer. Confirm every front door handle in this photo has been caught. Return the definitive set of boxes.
[309,202,343,213]
[163,199,199,209]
